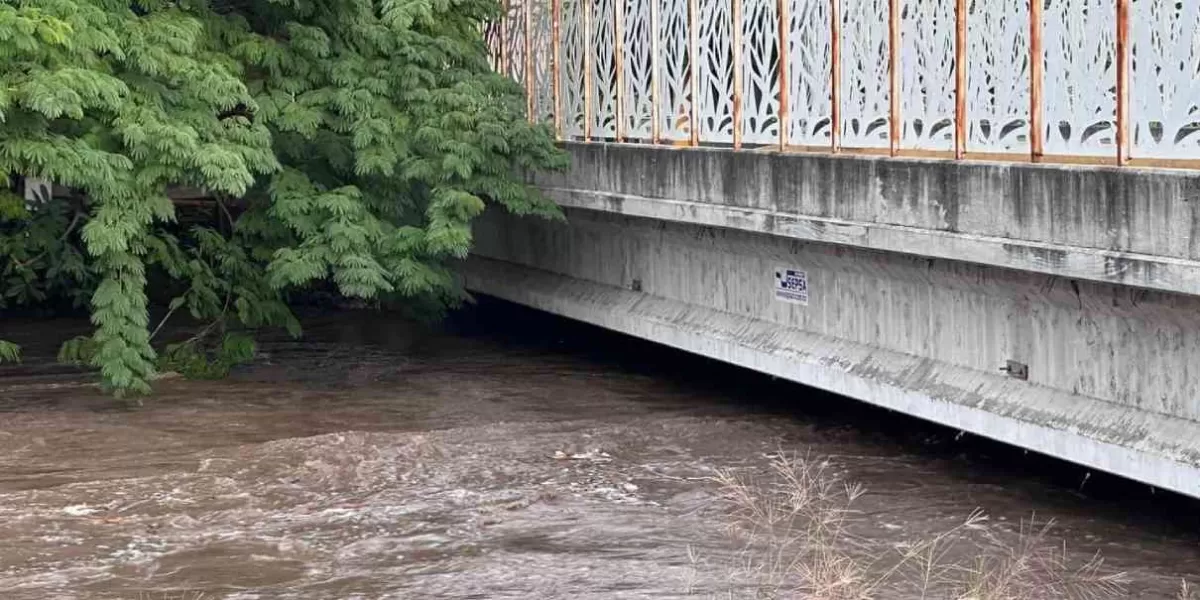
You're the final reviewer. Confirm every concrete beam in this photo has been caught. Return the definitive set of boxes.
[464,256,1200,499]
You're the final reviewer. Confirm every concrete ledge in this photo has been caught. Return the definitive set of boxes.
[543,186,1200,297]
[464,256,1200,499]
[532,143,1200,296]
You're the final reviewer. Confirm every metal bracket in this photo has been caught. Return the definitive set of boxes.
[1000,360,1029,381]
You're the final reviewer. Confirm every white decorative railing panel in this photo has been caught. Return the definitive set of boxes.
[1130,0,1200,160]
[785,0,832,147]
[697,0,735,143]
[838,0,890,149]
[1042,0,1117,157]
[741,0,781,145]
[591,0,619,138]
[503,1,527,88]
[532,0,556,122]
[622,0,655,139]
[559,0,587,137]
[657,0,693,141]
[965,0,1031,154]
[900,0,955,151]
[493,0,1200,168]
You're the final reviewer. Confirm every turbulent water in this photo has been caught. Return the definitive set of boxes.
[0,304,1197,599]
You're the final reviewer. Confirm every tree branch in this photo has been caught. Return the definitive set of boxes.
[13,209,84,269]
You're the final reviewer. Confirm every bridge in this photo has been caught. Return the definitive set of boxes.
[471,0,1200,498]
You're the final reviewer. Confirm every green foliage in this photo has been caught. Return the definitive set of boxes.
[158,331,256,379]
[0,0,564,396]
[0,340,20,364]
[57,335,98,366]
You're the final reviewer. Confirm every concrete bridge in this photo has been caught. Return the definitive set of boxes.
[473,0,1200,498]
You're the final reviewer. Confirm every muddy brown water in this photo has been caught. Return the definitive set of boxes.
[0,301,1197,599]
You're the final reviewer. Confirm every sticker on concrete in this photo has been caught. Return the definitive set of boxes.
[774,268,809,305]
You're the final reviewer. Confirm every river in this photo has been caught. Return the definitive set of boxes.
[0,300,1197,598]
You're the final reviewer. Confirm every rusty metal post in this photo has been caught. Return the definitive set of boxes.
[584,0,595,141]
[954,0,967,159]
[732,0,744,149]
[888,0,900,156]
[615,0,626,141]
[650,0,662,143]
[525,0,536,122]
[1029,0,1044,161]
[1116,0,1130,164]
[777,0,790,150]
[553,0,563,139]
[830,0,840,152]
[688,0,700,145]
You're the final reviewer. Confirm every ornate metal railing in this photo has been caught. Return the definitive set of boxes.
[486,0,1200,168]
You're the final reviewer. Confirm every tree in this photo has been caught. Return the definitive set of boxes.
[0,0,564,394]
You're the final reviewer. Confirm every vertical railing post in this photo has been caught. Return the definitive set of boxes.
[830,0,840,153]
[777,0,790,151]
[614,0,626,141]
[688,0,700,145]
[553,0,563,139]
[1029,0,1044,162]
[584,0,594,141]
[651,0,662,144]
[888,0,900,156]
[525,0,535,123]
[954,0,967,159]
[732,0,744,149]
[1116,0,1130,165]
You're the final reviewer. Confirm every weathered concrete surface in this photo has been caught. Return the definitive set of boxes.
[466,206,1200,499]
[530,143,1200,296]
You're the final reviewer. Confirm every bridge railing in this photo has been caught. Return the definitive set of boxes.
[486,0,1200,168]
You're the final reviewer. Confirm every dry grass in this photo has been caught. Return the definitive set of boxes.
[1180,580,1197,600]
[696,450,1132,600]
